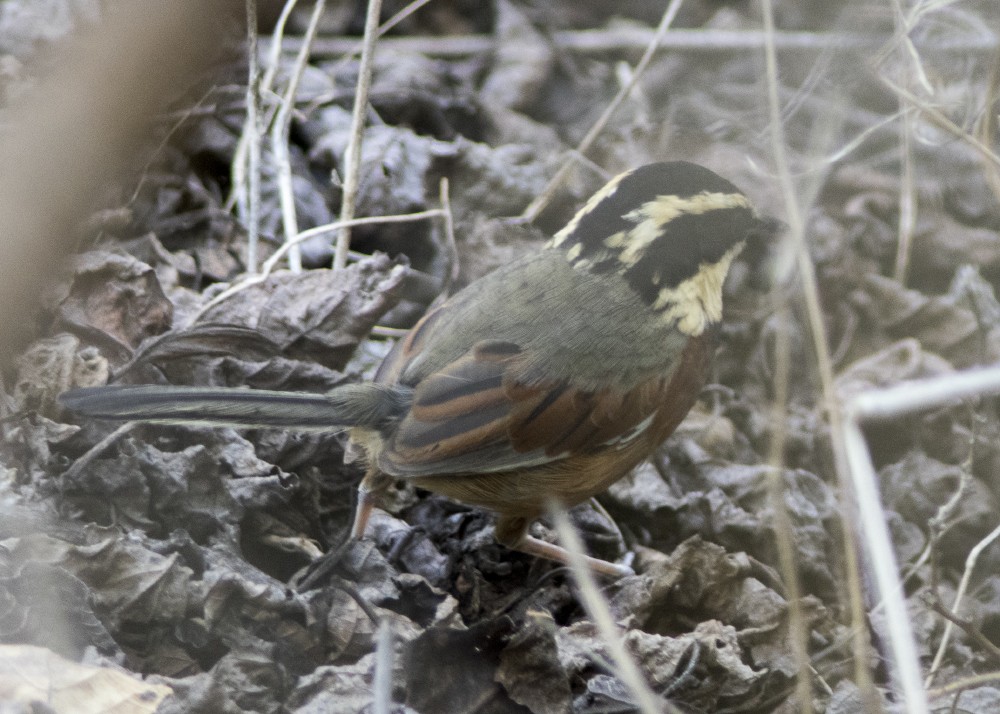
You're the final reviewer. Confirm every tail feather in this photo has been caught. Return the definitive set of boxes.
[59,383,410,431]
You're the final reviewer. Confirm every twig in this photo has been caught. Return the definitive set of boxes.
[329,0,433,71]
[982,56,1000,201]
[928,595,1000,666]
[303,0,436,118]
[241,0,262,272]
[273,0,327,273]
[926,521,1000,684]
[334,0,384,271]
[838,368,1000,709]
[518,0,685,223]
[370,325,409,338]
[850,367,1000,421]
[893,108,916,285]
[884,0,925,288]
[927,671,1000,698]
[227,0,300,215]
[261,0,300,99]
[840,414,928,713]
[908,433,974,592]
[127,85,218,206]
[61,423,137,483]
[437,177,458,297]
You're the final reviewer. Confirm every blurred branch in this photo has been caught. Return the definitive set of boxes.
[0,1,230,361]
[283,27,998,59]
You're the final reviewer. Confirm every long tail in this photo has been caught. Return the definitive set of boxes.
[59,383,410,431]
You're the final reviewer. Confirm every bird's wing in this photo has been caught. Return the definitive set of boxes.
[377,338,676,477]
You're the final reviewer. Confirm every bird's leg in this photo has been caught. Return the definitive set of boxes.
[495,515,635,578]
[350,468,392,540]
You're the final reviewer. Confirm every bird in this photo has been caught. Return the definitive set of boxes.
[60,161,774,578]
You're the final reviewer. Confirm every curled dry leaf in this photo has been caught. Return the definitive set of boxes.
[835,337,954,402]
[58,252,173,349]
[861,269,1000,368]
[200,254,411,369]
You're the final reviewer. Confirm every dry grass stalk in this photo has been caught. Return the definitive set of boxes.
[334,0,384,271]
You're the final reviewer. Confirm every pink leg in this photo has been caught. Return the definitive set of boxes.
[496,515,634,578]
[350,469,390,540]
[514,533,634,578]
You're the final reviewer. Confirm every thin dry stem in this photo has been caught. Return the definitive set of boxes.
[61,423,136,483]
[369,325,409,338]
[838,369,1000,706]
[851,366,1000,420]
[763,303,813,714]
[262,0,300,95]
[885,0,925,287]
[927,671,1000,698]
[760,0,889,708]
[899,453,971,590]
[981,56,1000,201]
[518,0,685,223]
[437,177,459,297]
[893,109,916,284]
[926,521,1000,685]
[882,77,1000,171]
[840,415,927,713]
[273,0,327,272]
[334,0,384,271]
[549,503,670,714]
[329,0,433,72]
[762,0,912,714]
[242,0,262,272]
[187,208,444,324]
[928,595,1000,667]
[127,85,217,207]
[227,0,299,216]
[301,0,437,115]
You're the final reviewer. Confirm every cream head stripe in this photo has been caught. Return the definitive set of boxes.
[653,241,745,336]
[548,170,630,248]
[613,192,751,268]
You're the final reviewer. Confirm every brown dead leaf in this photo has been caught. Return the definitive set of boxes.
[59,252,173,349]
